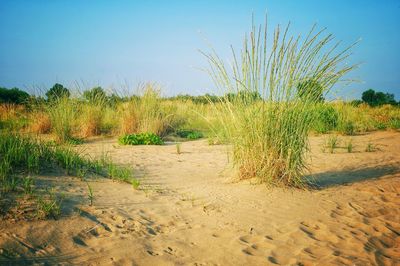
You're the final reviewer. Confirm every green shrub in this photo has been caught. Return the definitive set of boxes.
[313,105,339,133]
[118,133,164,145]
[374,121,387,130]
[389,118,400,129]
[176,130,203,140]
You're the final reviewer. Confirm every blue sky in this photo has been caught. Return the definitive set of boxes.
[0,0,399,99]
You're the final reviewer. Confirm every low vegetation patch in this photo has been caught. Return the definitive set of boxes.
[0,133,139,220]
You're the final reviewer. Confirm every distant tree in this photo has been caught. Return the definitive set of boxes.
[166,93,222,104]
[382,92,396,105]
[45,83,70,101]
[107,93,122,107]
[83,87,107,103]
[297,79,325,102]
[204,93,221,103]
[225,90,261,104]
[0,87,30,104]
[361,89,376,105]
[361,89,397,106]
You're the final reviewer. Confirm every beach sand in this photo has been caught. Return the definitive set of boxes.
[1,131,399,265]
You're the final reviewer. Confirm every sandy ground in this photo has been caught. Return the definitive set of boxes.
[1,131,399,265]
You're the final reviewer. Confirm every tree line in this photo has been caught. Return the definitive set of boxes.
[0,83,398,106]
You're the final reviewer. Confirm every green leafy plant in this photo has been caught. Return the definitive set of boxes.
[118,132,164,145]
[389,118,400,129]
[176,130,203,140]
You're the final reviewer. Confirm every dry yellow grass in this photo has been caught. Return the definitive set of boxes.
[29,112,51,134]
[79,105,103,138]
[0,103,24,120]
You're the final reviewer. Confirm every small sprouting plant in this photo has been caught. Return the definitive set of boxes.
[176,143,181,154]
[108,164,132,182]
[22,176,34,195]
[77,167,88,180]
[118,133,164,145]
[36,189,63,219]
[95,151,136,183]
[325,135,339,153]
[86,182,94,206]
[346,139,353,153]
[131,178,140,189]
[365,142,376,152]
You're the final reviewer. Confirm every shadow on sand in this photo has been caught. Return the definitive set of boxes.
[308,164,400,189]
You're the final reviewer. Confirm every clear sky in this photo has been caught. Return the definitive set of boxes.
[0,0,399,99]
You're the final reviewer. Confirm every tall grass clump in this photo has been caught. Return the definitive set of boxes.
[118,83,175,137]
[46,97,77,143]
[202,17,357,186]
[29,111,51,134]
[0,103,28,132]
[138,84,170,135]
[79,92,109,138]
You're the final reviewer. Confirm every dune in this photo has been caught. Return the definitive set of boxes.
[1,131,399,265]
